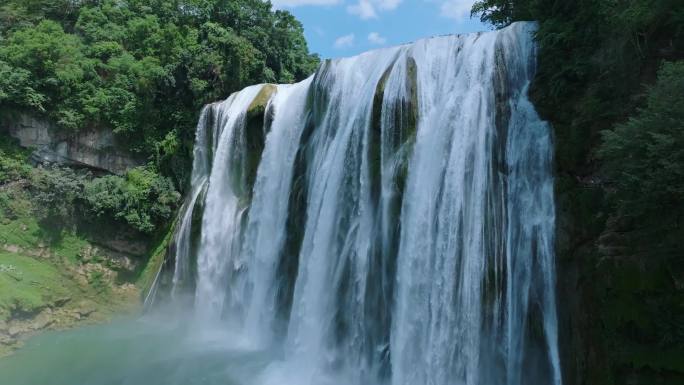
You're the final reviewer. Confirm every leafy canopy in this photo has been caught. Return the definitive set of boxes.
[0,0,319,187]
[600,62,684,228]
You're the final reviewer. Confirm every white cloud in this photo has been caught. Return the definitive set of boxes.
[334,33,355,49]
[368,32,387,45]
[347,0,401,20]
[271,0,340,7]
[377,0,402,9]
[347,0,377,19]
[439,0,476,20]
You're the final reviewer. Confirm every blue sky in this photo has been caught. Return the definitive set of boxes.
[271,0,489,59]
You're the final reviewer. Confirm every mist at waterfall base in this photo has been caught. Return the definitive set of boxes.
[0,22,562,385]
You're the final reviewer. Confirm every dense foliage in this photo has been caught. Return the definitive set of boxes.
[0,0,319,186]
[0,136,179,234]
[83,167,180,233]
[0,138,32,184]
[31,166,87,226]
[599,61,684,242]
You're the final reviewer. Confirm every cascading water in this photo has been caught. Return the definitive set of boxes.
[170,106,214,299]
[162,21,562,385]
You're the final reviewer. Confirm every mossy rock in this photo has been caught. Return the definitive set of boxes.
[246,84,277,119]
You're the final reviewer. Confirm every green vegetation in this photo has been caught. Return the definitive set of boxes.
[0,247,134,323]
[472,1,684,384]
[137,219,176,299]
[0,0,318,353]
[0,137,179,235]
[0,139,32,184]
[30,167,88,230]
[0,145,163,355]
[83,167,180,234]
[0,251,73,320]
[0,0,319,187]
[599,61,684,247]
[0,244,141,355]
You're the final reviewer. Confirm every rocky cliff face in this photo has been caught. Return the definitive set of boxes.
[1,112,143,175]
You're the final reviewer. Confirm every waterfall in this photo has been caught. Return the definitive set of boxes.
[164,22,562,385]
[170,106,213,299]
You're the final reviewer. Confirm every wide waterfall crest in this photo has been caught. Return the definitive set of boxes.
[156,21,562,385]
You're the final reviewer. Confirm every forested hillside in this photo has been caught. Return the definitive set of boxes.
[0,0,318,234]
[472,1,684,384]
[0,0,319,353]
[0,0,318,186]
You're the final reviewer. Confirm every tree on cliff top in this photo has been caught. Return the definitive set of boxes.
[0,0,320,188]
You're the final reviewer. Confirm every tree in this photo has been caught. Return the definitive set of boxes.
[0,0,320,189]
[600,61,684,231]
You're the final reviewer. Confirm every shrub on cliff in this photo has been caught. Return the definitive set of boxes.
[7,160,180,235]
[31,166,87,226]
[0,137,32,184]
[83,167,180,234]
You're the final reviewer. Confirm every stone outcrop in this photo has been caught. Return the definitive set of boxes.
[1,112,143,175]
